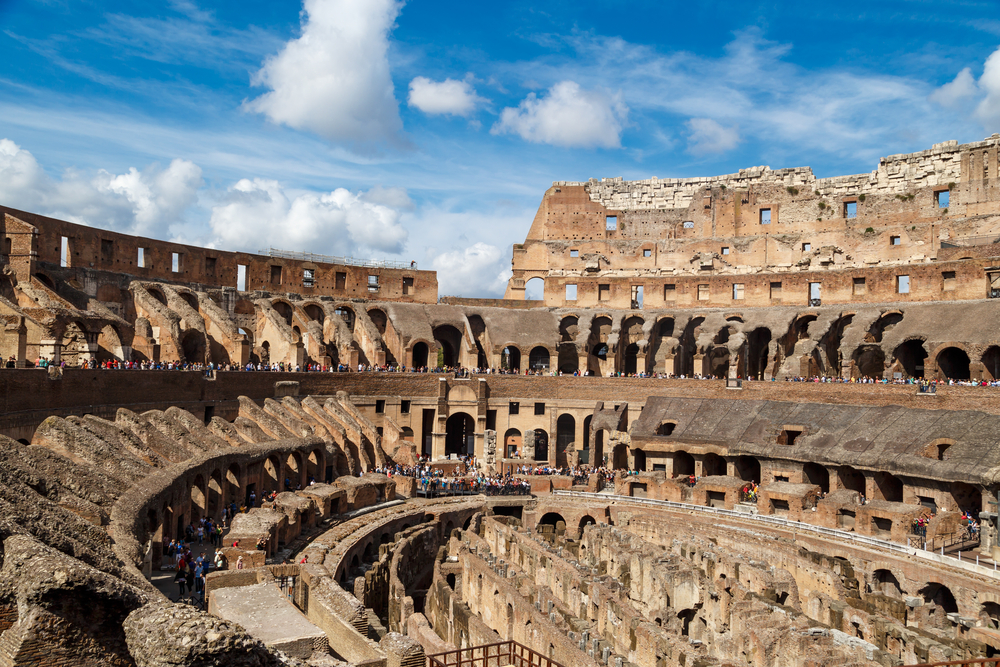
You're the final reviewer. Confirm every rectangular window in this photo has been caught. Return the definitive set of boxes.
[732,283,744,300]
[664,284,676,301]
[631,285,643,308]
[137,247,146,268]
[375,400,385,414]
[101,239,114,261]
[643,248,651,257]
[890,235,901,246]
[721,246,729,255]
[853,277,866,295]
[509,401,519,415]
[335,272,346,290]
[770,281,782,299]
[400,400,410,414]
[237,264,247,291]
[942,270,956,291]
[802,243,811,252]
[205,257,217,275]
[486,410,497,431]
[844,201,857,218]
[368,275,379,292]
[682,221,694,229]
[936,190,950,208]
[303,268,315,287]
[606,215,618,230]
[760,208,771,224]
[697,284,709,301]
[269,265,282,285]
[809,282,821,304]
[897,275,910,294]
[570,249,579,257]
[534,402,545,416]
[60,236,70,268]
[402,276,413,295]
[598,284,610,301]
[172,252,182,273]
[565,284,577,301]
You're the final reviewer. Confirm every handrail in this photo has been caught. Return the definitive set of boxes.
[550,490,1000,580]
[258,247,415,270]
[428,640,567,667]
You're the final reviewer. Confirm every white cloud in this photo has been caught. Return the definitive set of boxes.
[0,138,202,238]
[209,179,408,256]
[430,242,512,297]
[929,67,979,109]
[408,76,483,117]
[976,48,1000,130]
[685,118,740,155]
[247,0,404,148]
[491,81,628,148]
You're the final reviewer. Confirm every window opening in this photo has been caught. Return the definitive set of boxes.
[606,216,618,230]
[732,283,744,300]
[844,201,857,218]
[631,285,643,309]
[682,221,694,229]
[890,236,901,246]
[936,190,950,208]
[60,237,70,268]
[172,253,182,273]
[942,271,956,291]
[565,284,577,301]
[137,247,146,268]
[721,246,729,255]
[643,249,651,257]
[853,277,866,295]
[598,284,610,301]
[664,284,676,301]
[509,402,519,415]
[897,275,910,294]
[303,268,315,288]
[760,208,771,224]
[802,243,811,252]
[237,264,248,291]
[570,249,579,258]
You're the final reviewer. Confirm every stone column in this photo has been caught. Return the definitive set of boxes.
[38,338,61,366]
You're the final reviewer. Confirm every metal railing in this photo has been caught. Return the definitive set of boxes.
[905,659,1000,667]
[258,248,415,270]
[428,640,566,667]
[551,490,1000,578]
[940,235,1000,248]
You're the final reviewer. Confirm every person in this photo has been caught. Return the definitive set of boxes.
[214,551,226,571]
[236,556,244,570]
[299,554,308,564]
[175,563,188,598]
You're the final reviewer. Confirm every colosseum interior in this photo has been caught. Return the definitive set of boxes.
[1,136,1000,666]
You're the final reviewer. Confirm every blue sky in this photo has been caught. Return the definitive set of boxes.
[1,0,999,296]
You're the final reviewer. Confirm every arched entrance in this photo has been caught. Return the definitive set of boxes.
[803,462,829,493]
[735,456,760,483]
[893,340,927,378]
[445,413,475,457]
[937,347,970,380]
[703,453,726,477]
[673,450,695,476]
[556,414,575,466]
[501,346,521,372]
[411,342,429,369]
[532,429,549,462]
[632,449,646,471]
[983,346,1000,380]
[503,428,522,458]
[623,343,639,375]
[528,347,550,372]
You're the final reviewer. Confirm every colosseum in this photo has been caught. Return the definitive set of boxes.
[1,135,1000,667]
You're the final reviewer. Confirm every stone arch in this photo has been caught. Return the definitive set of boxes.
[702,453,726,477]
[180,330,206,364]
[838,465,866,496]
[581,415,592,465]
[623,343,640,375]
[433,325,463,367]
[178,291,198,311]
[445,412,475,456]
[952,481,982,514]
[528,346,550,372]
[936,345,971,380]
[97,324,125,362]
[503,428,521,458]
[272,300,293,326]
[735,456,760,483]
[335,306,355,330]
[286,451,303,489]
[533,428,549,462]
[208,469,223,516]
[190,474,207,521]
[746,327,772,380]
[873,471,903,502]
[869,569,903,598]
[579,515,597,534]
[556,414,575,467]
[304,303,325,324]
[632,448,646,471]
[264,455,281,493]
[524,277,544,300]
[538,512,566,532]
[803,462,829,493]
[226,463,241,507]
[983,346,1000,381]
[673,450,695,477]
[892,339,927,379]
[148,286,167,305]
[852,345,885,379]
[411,340,430,369]
[34,272,56,291]
[501,345,521,372]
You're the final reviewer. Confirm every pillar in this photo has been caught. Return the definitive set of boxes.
[38,338,61,366]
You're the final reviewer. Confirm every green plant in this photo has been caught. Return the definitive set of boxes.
[858,194,866,202]
[787,186,799,195]
[864,227,875,235]
[719,184,726,190]
[818,201,827,210]
[817,217,823,222]
[948,182,956,190]
[942,208,948,215]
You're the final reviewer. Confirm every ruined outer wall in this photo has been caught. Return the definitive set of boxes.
[1,205,437,303]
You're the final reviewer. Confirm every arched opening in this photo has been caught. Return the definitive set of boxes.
[411,342,429,369]
[264,455,280,494]
[803,462,829,493]
[538,512,566,533]
[937,346,971,380]
[612,443,628,470]
[556,414,575,466]
[528,346,550,372]
[445,412,475,457]
[623,343,639,375]
[852,345,886,379]
[181,330,205,364]
[702,453,726,477]
[433,325,463,368]
[581,415,592,465]
[501,346,521,371]
[272,300,293,326]
[34,273,56,291]
[707,346,730,378]
[870,569,902,598]
[503,428,522,459]
[226,464,241,506]
[148,287,167,305]
[524,277,544,300]
[735,456,760,484]
[593,428,608,466]
[952,481,982,515]
[532,429,549,461]
[873,471,903,502]
[656,421,677,436]
[579,515,597,534]
[179,292,198,311]
[746,327,772,379]
[984,346,1000,381]
[632,448,646,471]
[190,475,206,521]
[208,470,223,516]
[982,602,1000,630]
[838,465,866,496]
[673,450,695,477]
[919,583,958,620]
[893,339,927,379]
[335,306,355,330]
[304,304,325,324]
[558,317,580,374]
[97,324,124,362]
[286,452,302,490]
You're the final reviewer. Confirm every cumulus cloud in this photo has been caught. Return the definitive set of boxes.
[0,138,202,237]
[491,81,628,148]
[209,179,408,256]
[929,67,979,109]
[247,0,404,148]
[976,48,1000,130]
[408,76,483,117]
[430,242,511,297]
[685,118,741,155]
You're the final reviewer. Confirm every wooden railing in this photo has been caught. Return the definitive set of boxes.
[428,640,566,667]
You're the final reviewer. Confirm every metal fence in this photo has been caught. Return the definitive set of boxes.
[258,248,415,270]
[428,640,566,667]
[940,235,1000,248]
